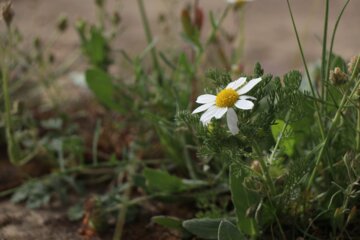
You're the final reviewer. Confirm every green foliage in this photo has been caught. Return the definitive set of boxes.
[271,119,296,156]
[78,25,111,69]
[230,165,258,236]
[67,202,85,221]
[151,216,183,231]
[218,220,245,240]
[11,173,82,208]
[182,218,223,239]
[85,68,124,112]
[143,168,206,194]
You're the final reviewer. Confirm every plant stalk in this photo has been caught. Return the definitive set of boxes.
[325,0,351,93]
[321,0,330,102]
[113,159,136,240]
[1,61,17,162]
[307,57,360,190]
[286,0,325,140]
[252,143,276,196]
[137,0,163,85]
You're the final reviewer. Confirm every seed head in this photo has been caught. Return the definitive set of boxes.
[250,160,262,173]
[1,1,14,27]
[330,67,348,86]
[346,206,357,224]
[112,12,121,26]
[57,14,68,32]
[95,0,105,8]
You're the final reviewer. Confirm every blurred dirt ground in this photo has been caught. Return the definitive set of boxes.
[5,0,360,73]
[0,0,360,239]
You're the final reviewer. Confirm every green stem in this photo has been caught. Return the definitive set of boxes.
[252,143,276,196]
[182,136,197,179]
[286,0,325,140]
[234,7,245,66]
[113,159,137,240]
[206,6,230,46]
[1,33,19,163]
[307,65,360,190]
[321,0,329,101]
[1,63,17,163]
[92,119,102,166]
[113,188,130,240]
[325,0,351,92]
[137,0,163,85]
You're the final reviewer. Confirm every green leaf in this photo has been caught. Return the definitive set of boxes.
[67,203,84,221]
[143,168,207,194]
[143,168,184,193]
[85,68,121,112]
[82,26,110,68]
[152,216,183,230]
[218,220,245,240]
[271,119,296,156]
[230,165,258,236]
[182,218,221,239]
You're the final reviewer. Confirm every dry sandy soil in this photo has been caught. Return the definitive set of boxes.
[0,0,359,239]
[5,0,360,74]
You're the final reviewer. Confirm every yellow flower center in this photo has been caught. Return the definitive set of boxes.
[215,89,239,107]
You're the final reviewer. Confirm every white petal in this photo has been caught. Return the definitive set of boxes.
[200,106,218,124]
[240,95,257,101]
[226,77,246,90]
[235,99,254,110]
[226,108,239,135]
[214,108,228,119]
[192,102,214,114]
[196,94,216,104]
[237,77,262,95]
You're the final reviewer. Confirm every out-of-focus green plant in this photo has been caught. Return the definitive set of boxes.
[0,1,80,166]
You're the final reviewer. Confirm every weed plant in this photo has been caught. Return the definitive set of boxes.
[1,0,360,239]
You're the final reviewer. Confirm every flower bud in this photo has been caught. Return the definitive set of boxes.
[346,206,357,224]
[1,1,14,27]
[95,0,105,8]
[112,12,121,26]
[330,67,348,86]
[251,160,262,173]
[194,6,204,32]
[33,37,42,50]
[181,7,194,37]
[57,14,68,32]
[245,205,256,218]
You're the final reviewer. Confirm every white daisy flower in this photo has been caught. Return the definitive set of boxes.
[192,77,262,135]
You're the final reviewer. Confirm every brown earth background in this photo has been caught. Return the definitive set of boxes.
[6,0,360,74]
